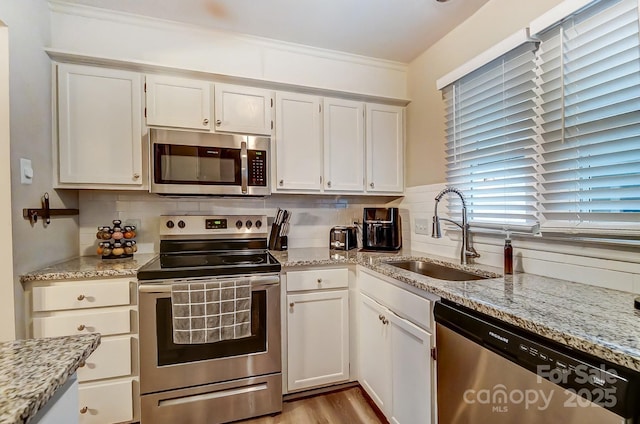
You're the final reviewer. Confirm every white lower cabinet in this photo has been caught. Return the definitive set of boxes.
[26,278,138,424]
[388,305,433,424]
[285,267,350,393]
[358,269,434,424]
[358,293,392,411]
[287,290,349,391]
[79,379,134,424]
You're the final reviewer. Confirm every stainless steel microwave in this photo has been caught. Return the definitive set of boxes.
[150,129,270,196]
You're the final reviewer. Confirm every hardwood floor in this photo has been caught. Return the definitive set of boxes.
[238,387,387,424]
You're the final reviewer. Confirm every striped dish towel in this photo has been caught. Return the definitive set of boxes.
[171,280,252,344]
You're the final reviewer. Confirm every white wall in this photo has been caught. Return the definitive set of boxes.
[400,184,640,293]
[49,2,408,100]
[1,1,80,339]
[0,21,15,341]
[78,192,397,255]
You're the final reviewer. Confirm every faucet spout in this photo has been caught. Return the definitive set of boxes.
[432,187,480,265]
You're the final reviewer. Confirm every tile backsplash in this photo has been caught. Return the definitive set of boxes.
[79,191,404,256]
[79,186,638,293]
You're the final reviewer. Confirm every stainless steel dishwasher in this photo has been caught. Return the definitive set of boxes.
[434,301,640,423]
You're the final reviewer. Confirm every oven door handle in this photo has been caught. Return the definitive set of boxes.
[139,274,280,293]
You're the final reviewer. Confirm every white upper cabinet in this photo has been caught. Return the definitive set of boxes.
[274,92,322,191]
[145,75,211,130]
[366,104,404,193]
[214,83,273,135]
[323,98,365,192]
[56,64,143,187]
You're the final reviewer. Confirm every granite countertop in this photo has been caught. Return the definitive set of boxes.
[20,254,157,283]
[272,247,640,373]
[19,249,640,373]
[0,334,100,423]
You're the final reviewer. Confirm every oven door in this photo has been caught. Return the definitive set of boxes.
[139,274,281,395]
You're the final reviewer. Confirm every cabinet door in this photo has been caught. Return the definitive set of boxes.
[274,92,322,191]
[365,104,404,193]
[358,293,391,414]
[78,379,133,424]
[57,64,143,186]
[323,98,365,192]
[287,290,349,391]
[214,83,273,135]
[389,312,433,424]
[145,75,211,130]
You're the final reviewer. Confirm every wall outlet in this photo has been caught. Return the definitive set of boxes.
[415,218,431,235]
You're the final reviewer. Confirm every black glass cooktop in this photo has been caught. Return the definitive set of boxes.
[137,238,281,281]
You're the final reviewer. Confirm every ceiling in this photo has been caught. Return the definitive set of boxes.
[58,0,490,63]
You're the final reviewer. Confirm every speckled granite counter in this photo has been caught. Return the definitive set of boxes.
[0,334,100,423]
[20,254,157,283]
[271,247,640,373]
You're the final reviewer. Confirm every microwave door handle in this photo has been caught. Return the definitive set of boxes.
[241,140,248,194]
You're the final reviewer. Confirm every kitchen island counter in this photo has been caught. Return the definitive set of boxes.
[0,334,100,423]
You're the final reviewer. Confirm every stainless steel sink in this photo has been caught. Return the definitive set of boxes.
[388,260,492,281]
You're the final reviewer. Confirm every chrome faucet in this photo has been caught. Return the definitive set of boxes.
[432,187,480,265]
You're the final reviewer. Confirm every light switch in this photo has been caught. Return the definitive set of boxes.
[20,158,33,184]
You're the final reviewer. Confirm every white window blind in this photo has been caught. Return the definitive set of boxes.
[536,0,640,234]
[443,43,540,229]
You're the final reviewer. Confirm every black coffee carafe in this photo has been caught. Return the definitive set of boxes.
[362,207,402,251]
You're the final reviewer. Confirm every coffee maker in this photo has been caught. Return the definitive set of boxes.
[362,208,402,251]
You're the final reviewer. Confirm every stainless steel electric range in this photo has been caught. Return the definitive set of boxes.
[137,215,282,424]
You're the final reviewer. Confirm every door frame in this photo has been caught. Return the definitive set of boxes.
[0,21,16,341]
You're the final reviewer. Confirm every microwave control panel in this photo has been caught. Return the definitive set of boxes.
[248,150,267,186]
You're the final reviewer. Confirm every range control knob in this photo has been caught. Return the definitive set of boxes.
[178,220,186,229]
[246,220,253,229]
[255,220,262,229]
[235,220,243,229]
[166,220,175,229]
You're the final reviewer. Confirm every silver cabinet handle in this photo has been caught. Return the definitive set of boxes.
[279,180,284,186]
[327,181,331,188]
[378,314,384,321]
[203,118,210,125]
[77,294,85,301]
[133,173,140,179]
[289,302,295,307]
[370,182,375,188]
[80,407,88,414]
[383,318,389,325]
[77,324,85,331]
[317,278,323,283]
[78,360,86,368]
[216,119,222,126]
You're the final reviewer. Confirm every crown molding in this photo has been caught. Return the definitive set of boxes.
[47,0,409,71]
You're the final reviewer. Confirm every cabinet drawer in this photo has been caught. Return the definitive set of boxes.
[79,378,133,424]
[77,336,132,382]
[287,268,348,292]
[32,279,131,312]
[33,309,131,338]
[360,270,431,330]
